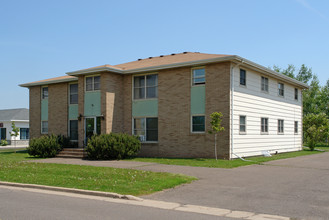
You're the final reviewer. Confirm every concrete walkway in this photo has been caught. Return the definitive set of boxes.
[34,152,329,220]
[0,144,28,150]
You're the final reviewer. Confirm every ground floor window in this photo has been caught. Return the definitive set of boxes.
[133,117,158,142]
[69,120,78,141]
[192,115,205,133]
[239,115,246,133]
[261,117,268,134]
[41,121,48,134]
[278,119,284,134]
[0,128,6,140]
[20,128,29,140]
[294,121,298,134]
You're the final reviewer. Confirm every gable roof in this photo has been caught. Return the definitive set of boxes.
[19,52,309,89]
[0,108,29,121]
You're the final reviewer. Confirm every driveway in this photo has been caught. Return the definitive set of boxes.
[35,152,329,219]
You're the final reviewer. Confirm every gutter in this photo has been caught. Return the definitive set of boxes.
[20,77,78,88]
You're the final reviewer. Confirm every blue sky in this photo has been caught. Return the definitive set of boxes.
[1,0,328,109]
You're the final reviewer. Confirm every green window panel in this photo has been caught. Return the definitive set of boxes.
[132,99,158,117]
[41,99,48,121]
[191,85,205,115]
[84,91,101,116]
[69,104,79,120]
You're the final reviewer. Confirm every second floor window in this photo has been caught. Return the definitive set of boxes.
[134,74,158,99]
[240,69,246,86]
[295,88,298,100]
[42,87,48,99]
[261,76,269,92]
[192,68,205,85]
[86,76,100,91]
[278,83,284,97]
[69,84,78,104]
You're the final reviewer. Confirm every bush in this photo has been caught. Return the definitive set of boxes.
[0,140,8,146]
[27,134,62,158]
[86,133,141,160]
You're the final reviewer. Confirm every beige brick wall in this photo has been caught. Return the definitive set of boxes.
[29,86,41,139]
[123,74,132,135]
[101,72,124,134]
[138,62,231,159]
[78,76,85,147]
[48,83,68,136]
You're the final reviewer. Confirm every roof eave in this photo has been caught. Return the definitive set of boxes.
[19,77,78,88]
[66,67,123,76]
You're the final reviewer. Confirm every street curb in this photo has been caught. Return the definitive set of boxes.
[0,181,143,201]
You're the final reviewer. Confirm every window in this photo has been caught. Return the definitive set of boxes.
[192,115,205,133]
[133,117,158,142]
[69,120,78,141]
[192,68,205,85]
[294,121,298,134]
[133,74,158,99]
[69,84,78,104]
[295,88,298,100]
[239,116,246,133]
[261,76,269,92]
[42,87,48,99]
[240,69,246,86]
[19,128,29,140]
[278,119,284,134]
[0,128,6,140]
[41,121,48,134]
[261,118,268,133]
[278,83,284,97]
[86,76,100,91]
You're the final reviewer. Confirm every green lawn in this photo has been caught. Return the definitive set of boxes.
[129,147,327,168]
[0,149,196,196]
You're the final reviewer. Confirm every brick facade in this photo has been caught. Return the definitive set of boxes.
[48,83,68,136]
[78,76,85,147]
[29,86,41,139]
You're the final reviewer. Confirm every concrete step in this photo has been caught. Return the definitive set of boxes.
[57,148,86,158]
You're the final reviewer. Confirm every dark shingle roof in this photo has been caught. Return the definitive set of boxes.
[0,108,29,121]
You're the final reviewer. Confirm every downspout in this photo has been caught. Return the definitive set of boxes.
[230,59,243,160]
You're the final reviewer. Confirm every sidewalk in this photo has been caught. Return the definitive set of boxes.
[0,144,28,150]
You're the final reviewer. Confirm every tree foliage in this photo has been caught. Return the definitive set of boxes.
[208,112,225,160]
[303,113,329,150]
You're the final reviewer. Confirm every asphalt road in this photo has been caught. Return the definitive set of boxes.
[35,152,329,220]
[0,187,233,220]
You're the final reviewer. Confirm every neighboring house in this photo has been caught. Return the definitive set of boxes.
[20,52,308,159]
[0,108,29,145]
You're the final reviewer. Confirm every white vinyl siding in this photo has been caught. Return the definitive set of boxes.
[231,67,302,158]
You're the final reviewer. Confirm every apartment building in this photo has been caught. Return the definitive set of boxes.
[20,52,308,159]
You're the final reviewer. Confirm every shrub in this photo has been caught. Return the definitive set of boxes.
[27,134,62,158]
[0,140,8,146]
[86,133,141,160]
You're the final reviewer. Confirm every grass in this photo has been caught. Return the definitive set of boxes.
[129,147,328,168]
[0,149,196,196]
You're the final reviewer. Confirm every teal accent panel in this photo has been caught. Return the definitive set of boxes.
[132,99,158,117]
[84,92,101,116]
[41,99,48,121]
[69,105,79,120]
[191,86,205,115]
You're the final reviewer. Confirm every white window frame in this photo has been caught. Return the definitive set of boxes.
[239,115,246,134]
[191,67,205,86]
[278,119,284,134]
[85,75,100,92]
[294,88,298,101]
[278,82,284,97]
[191,114,206,133]
[41,86,48,100]
[261,76,269,92]
[132,73,158,100]
[261,117,269,134]
[240,69,246,87]
[294,121,298,134]
[69,83,79,105]
[132,117,158,143]
[41,121,48,134]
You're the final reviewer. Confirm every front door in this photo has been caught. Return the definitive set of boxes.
[85,117,101,145]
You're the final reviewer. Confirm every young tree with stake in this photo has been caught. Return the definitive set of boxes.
[10,122,19,153]
[208,112,225,160]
